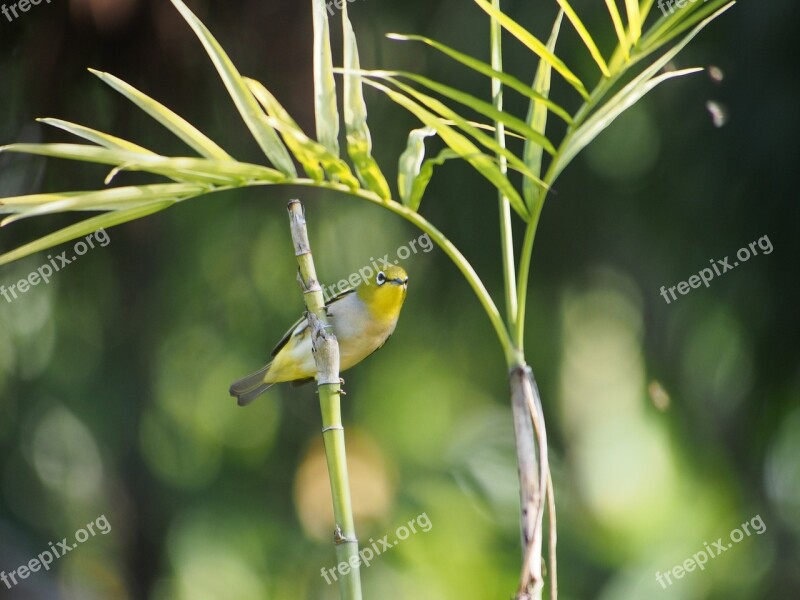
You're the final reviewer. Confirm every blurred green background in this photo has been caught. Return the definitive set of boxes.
[1,1,798,599]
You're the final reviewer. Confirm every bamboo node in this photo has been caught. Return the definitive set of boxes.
[333,525,358,545]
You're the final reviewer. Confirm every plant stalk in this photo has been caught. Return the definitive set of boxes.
[510,363,542,600]
[491,0,519,333]
[287,199,362,600]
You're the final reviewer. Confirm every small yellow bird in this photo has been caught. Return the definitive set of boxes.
[230,265,409,406]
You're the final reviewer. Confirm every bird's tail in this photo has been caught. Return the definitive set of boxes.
[229,364,274,406]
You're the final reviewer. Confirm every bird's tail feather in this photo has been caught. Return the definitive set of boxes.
[229,364,274,406]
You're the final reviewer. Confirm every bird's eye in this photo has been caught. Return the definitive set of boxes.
[376,271,386,286]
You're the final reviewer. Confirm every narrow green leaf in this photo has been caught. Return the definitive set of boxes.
[0,144,286,186]
[625,0,642,43]
[408,149,461,212]
[555,3,734,180]
[246,79,358,189]
[1,192,86,212]
[441,120,525,140]
[0,202,173,266]
[604,0,630,61]
[397,127,436,206]
[106,157,288,186]
[472,0,589,100]
[556,0,610,77]
[37,118,156,154]
[559,68,701,179]
[523,11,563,209]
[169,0,296,175]
[363,79,530,221]
[639,0,656,23]
[387,35,572,125]
[245,79,325,181]
[358,70,556,154]
[311,0,340,156]
[1,143,156,167]
[641,0,733,53]
[1,183,207,226]
[36,118,190,184]
[88,70,233,161]
[367,75,550,192]
[341,5,391,200]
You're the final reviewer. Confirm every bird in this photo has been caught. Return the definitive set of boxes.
[230,265,409,406]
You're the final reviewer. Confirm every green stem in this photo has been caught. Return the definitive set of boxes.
[514,205,543,353]
[287,200,362,600]
[491,0,519,337]
[515,66,630,348]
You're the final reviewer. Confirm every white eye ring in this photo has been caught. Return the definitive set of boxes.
[376,271,386,286]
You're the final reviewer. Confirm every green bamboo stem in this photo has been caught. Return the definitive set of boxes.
[287,199,362,600]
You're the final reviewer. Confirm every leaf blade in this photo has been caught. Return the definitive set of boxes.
[312,0,341,156]
[604,0,630,61]
[523,10,563,209]
[246,79,359,189]
[88,69,233,161]
[36,118,157,155]
[341,5,391,199]
[397,127,436,206]
[387,34,573,124]
[363,79,530,221]
[625,0,642,43]
[363,70,556,155]
[472,0,589,99]
[370,75,550,192]
[169,0,296,175]
[1,183,208,226]
[556,0,611,77]
[0,202,174,266]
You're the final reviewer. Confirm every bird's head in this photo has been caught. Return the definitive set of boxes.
[357,265,408,319]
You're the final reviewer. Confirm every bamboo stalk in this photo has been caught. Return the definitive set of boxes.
[287,199,362,600]
[510,364,544,600]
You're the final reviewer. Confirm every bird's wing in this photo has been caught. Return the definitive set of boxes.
[270,314,309,357]
[269,288,356,357]
[325,286,357,306]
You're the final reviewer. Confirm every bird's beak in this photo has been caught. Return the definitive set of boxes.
[392,277,408,289]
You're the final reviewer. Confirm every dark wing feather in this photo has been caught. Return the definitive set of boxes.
[270,288,356,357]
[270,315,308,357]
